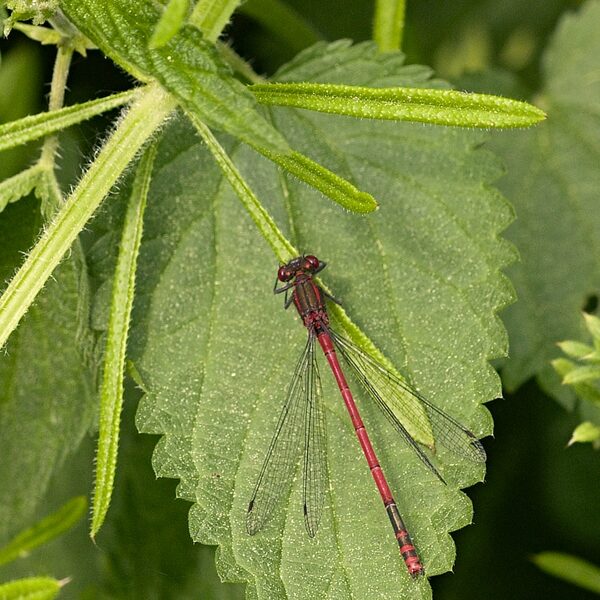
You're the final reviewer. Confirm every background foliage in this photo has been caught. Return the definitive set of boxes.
[0,1,599,599]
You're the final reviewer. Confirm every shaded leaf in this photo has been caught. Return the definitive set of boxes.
[0,198,95,540]
[557,340,595,360]
[0,496,86,566]
[532,552,600,594]
[568,421,600,447]
[0,576,63,600]
[492,1,600,399]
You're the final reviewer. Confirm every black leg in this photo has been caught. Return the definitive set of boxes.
[314,261,327,275]
[323,289,342,306]
[284,290,295,309]
[274,281,294,294]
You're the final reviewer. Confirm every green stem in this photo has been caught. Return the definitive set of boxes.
[39,45,73,168]
[190,114,295,262]
[39,44,74,213]
[217,41,265,84]
[190,0,242,43]
[0,84,176,350]
[373,0,406,52]
[239,0,321,54]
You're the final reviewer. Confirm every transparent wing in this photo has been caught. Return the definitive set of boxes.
[303,339,327,537]
[329,329,486,481]
[246,336,312,535]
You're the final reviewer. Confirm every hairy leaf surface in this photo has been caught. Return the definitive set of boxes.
[84,42,514,599]
[89,41,517,599]
[0,199,95,540]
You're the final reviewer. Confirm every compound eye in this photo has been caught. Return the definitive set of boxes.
[278,266,293,282]
[304,255,319,271]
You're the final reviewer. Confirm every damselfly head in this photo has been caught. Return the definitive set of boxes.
[277,255,321,282]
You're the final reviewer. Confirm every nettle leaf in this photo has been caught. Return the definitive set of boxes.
[0,198,96,539]
[59,0,288,153]
[96,396,245,600]
[92,40,514,599]
[492,1,600,400]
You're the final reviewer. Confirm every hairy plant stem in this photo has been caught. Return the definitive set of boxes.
[0,83,176,350]
[38,44,74,213]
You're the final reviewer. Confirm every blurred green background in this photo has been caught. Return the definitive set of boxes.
[1,1,598,598]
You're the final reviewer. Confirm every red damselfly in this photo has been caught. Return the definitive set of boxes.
[246,255,486,577]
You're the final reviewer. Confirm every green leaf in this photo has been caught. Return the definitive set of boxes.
[0,165,43,213]
[91,143,157,538]
[584,313,600,340]
[149,0,189,49]
[551,357,577,378]
[0,89,137,153]
[532,552,600,594]
[0,576,63,600]
[0,199,95,541]
[251,82,546,128]
[96,41,510,599]
[562,365,600,385]
[93,391,245,599]
[252,147,379,213]
[557,340,595,360]
[493,1,600,397]
[0,496,85,566]
[583,351,600,364]
[59,0,289,153]
[568,421,600,447]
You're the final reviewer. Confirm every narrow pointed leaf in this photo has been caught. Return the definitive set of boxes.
[562,365,600,385]
[568,421,600,446]
[253,147,378,213]
[251,82,546,128]
[149,0,189,49]
[0,90,137,153]
[0,496,86,566]
[532,552,600,594]
[557,340,594,359]
[0,577,63,600]
[91,143,157,538]
[584,313,600,340]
